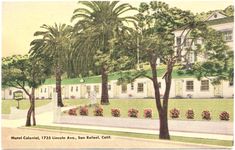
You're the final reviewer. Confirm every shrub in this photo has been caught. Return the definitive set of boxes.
[93,105,103,116]
[144,109,152,118]
[79,106,88,116]
[220,111,230,121]
[201,110,211,120]
[111,108,121,117]
[186,109,194,119]
[70,95,76,99]
[170,108,180,119]
[68,108,77,116]
[128,108,139,118]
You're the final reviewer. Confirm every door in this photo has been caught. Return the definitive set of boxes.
[175,80,183,97]
[214,83,223,97]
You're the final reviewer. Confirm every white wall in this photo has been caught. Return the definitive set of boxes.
[222,80,234,98]
[2,78,233,99]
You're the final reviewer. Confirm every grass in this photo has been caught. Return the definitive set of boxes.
[1,99,51,114]
[62,99,234,121]
[32,125,233,147]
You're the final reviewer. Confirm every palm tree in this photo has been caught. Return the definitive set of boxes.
[71,1,136,104]
[30,23,72,107]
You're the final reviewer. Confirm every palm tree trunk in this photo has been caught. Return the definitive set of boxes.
[56,65,64,107]
[101,66,109,105]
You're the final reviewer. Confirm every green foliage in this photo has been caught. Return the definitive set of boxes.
[2,55,50,90]
[71,1,137,74]
[30,23,73,77]
[190,28,233,85]
[223,5,234,16]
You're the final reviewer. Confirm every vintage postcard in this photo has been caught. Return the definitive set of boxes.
[1,0,234,149]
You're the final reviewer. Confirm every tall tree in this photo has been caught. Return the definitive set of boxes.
[119,2,232,139]
[2,55,51,126]
[71,1,136,104]
[30,23,73,107]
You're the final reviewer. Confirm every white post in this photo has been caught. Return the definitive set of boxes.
[53,93,61,123]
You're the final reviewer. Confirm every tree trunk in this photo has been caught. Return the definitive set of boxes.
[150,59,170,139]
[26,94,33,126]
[101,66,109,105]
[159,109,170,139]
[56,65,64,107]
[31,88,36,126]
[159,63,173,140]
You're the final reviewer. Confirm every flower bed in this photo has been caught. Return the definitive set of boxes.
[143,108,152,118]
[79,106,88,116]
[111,108,121,117]
[201,110,211,120]
[186,109,194,119]
[220,111,230,121]
[68,108,77,116]
[128,108,139,118]
[170,108,180,119]
[93,105,103,116]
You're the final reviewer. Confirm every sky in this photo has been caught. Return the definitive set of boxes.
[2,0,233,57]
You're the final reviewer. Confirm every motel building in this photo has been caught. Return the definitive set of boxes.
[2,12,233,100]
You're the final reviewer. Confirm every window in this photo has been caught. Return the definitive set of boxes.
[44,88,47,93]
[223,30,233,41]
[201,80,209,91]
[86,86,91,93]
[186,81,194,91]
[76,86,79,92]
[158,82,161,88]
[137,83,144,93]
[94,85,99,93]
[108,84,111,90]
[9,90,12,95]
[186,51,195,63]
[71,86,73,92]
[131,83,134,90]
[176,37,181,46]
[86,86,91,96]
[184,38,191,47]
[229,79,233,86]
[41,88,43,93]
[121,84,127,93]
[213,14,217,18]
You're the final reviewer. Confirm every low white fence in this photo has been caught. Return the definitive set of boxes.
[56,115,233,135]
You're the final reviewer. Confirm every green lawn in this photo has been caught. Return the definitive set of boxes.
[1,99,51,114]
[62,99,234,121]
[32,125,233,147]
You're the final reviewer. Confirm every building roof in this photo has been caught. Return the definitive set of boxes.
[205,11,228,21]
[206,16,234,26]
[174,14,234,32]
[43,68,195,85]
